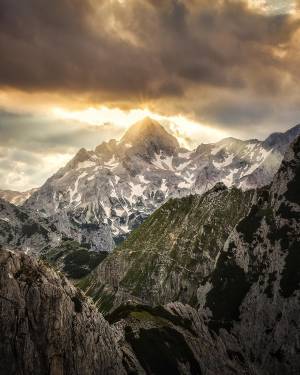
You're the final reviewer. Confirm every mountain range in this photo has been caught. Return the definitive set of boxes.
[1,117,299,254]
[0,131,299,374]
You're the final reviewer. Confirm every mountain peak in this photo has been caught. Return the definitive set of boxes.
[121,117,179,155]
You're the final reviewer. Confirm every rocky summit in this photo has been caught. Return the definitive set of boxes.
[21,118,300,252]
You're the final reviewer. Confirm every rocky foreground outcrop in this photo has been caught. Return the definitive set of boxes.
[0,249,126,375]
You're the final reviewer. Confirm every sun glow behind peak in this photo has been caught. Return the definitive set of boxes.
[52,106,228,148]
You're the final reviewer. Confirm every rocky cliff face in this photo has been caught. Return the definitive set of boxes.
[197,135,300,374]
[80,184,254,313]
[0,198,60,254]
[23,118,300,252]
[0,248,252,375]
[0,249,126,375]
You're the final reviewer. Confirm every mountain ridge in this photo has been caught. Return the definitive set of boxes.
[20,119,300,253]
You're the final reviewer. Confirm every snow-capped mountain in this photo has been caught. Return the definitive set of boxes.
[23,118,300,251]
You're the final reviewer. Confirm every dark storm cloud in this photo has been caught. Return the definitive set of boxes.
[0,0,300,138]
[0,0,299,98]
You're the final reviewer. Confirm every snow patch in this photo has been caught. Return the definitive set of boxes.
[104,156,119,169]
[129,182,145,197]
[68,171,87,204]
[222,168,239,186]
[152,152,174,171]
[178,151,192,159]
[139,175,150,184]
[76,160,95,170]
[100,200,111,217]
[240,148,273,178]
[176,159,191,171]
[161,179,168,193]
[211,145,223,156]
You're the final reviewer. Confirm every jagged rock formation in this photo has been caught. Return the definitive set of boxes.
[23,118,300,251]
[79,184,254,313]
[0,248,252,375]
[0,249,126,375]
[0,188,37,206]
[197,135,300,374]
[0,198,60,254]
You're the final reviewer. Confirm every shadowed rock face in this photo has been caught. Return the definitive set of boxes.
[0,249,126,375]
[108,302,250,375]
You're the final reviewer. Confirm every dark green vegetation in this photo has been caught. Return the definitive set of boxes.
[80,185,254,313]
[107,304,195,334]
[42,240,107,279]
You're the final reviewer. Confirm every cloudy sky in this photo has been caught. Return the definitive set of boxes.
[0,0,300,191]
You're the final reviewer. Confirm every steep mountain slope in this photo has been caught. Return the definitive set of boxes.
[80,184,254,313]
[0,198,60,254]
[0,188,37,206]
[197,135,300,374]
[23,118,300,252]
[0,249,126,375]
